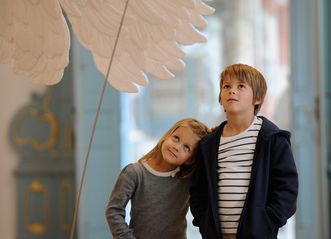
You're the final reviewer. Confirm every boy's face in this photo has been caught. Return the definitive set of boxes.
[220,76,260,116]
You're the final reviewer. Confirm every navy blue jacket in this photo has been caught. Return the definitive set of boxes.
[189,117,298,239]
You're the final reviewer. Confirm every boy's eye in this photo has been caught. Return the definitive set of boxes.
[238,84,246,89]
[223,84,230,89]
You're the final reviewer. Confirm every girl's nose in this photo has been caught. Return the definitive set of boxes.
[173,143,180,151]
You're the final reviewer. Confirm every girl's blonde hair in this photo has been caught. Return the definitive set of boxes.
[139,118,209,178]
[219,64,268,115]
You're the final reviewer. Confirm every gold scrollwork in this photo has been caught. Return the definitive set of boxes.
[24,179,49,235]
[59,180,73,234]
[61,124,74,150]
[12,107,58,150]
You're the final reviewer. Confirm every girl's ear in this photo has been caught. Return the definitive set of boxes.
[185,157,195,165]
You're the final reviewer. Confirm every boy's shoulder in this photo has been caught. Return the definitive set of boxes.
[199,121,226,144]
[258,116,291,140]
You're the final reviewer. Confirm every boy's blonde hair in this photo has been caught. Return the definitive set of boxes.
[219,64,268,115]
[139,118,209,178]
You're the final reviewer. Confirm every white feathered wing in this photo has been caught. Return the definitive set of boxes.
[0,0,214,92]
[0,0,69,85]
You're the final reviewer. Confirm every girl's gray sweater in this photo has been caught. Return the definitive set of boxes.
[106,162,191,239]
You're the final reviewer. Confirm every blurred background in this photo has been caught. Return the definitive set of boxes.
[0,0,330,238]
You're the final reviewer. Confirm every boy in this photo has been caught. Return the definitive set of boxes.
[189,64,298,239]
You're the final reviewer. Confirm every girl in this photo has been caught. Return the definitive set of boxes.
[105,118,209,239]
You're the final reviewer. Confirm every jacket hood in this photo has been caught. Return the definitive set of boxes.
[258,116,291,141]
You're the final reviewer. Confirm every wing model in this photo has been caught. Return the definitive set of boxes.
[0,0,69,85]
[0,0,215,92]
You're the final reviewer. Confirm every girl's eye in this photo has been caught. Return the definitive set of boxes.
[223,84,230,89]
[172,135,179,142]
[183,145,190,153]
[238,84,246,89]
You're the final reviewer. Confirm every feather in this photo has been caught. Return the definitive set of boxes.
[0,0,69,84]
[0,0,215,92]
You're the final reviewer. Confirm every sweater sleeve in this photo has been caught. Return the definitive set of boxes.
[105,164,137,239]
[266,134,299,228]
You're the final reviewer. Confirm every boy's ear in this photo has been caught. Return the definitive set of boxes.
[254,97,262,105]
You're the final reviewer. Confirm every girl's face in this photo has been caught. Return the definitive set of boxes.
[220,76,260,116]
[161,126,199,168]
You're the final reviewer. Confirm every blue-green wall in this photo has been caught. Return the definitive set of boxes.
[72,37,122,239]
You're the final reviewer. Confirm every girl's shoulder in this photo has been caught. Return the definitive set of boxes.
[121,162,145,175]
[116,162,147,184]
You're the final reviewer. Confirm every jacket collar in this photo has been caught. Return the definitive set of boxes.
[201,116,291,144]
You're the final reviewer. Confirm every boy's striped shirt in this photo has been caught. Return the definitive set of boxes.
[217,117,262,234]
